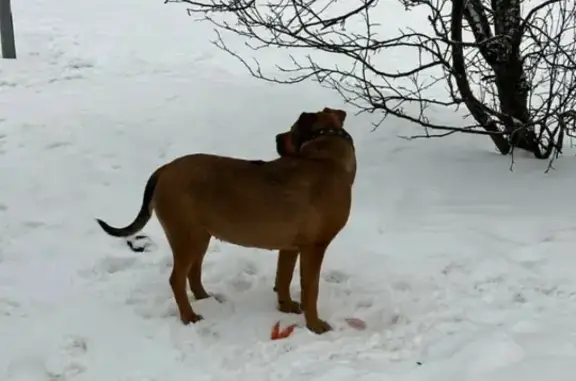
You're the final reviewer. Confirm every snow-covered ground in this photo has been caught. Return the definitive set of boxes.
[3,1,576,380]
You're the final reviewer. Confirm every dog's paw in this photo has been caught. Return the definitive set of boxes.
[278,300,303,314]
[180,312,204,325]
[306,319,332,334]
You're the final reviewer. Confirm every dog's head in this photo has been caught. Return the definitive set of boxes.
[276,107,349,157]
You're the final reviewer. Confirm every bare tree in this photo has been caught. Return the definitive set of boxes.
[167,0,576,161]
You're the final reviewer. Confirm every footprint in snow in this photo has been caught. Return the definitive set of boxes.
[44,141,72,150]
[228,270,256,293]
[79,255,142,280]
[22,220,46,229]
[391,280,412,292]
[323,269,350,284]
[46,363,86,381]
[0,298,20,316]
[96,256,139,274]
[44,336,89,380]
[61,335,88,357]
[241,260,258,275]
[66,58,94,70]
[355,297,374,309]
[6,355,48,381]
[222,258,260,293]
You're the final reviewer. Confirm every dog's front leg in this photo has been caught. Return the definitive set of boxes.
[274,250,302,314]
[299,244,332,334]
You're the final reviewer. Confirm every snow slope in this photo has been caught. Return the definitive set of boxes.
[3,0,576,380]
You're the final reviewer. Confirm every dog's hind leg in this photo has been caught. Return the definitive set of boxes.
[274,250,302,314]
[166,228,206,325]
[187,233,211,301]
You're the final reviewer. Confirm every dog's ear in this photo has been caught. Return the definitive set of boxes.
[333,109,347,125]
[322,107,347,126]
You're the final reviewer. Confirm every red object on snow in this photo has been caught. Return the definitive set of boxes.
[270,321,298,340]
[345,317,367,330]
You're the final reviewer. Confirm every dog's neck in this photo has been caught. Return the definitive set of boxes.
[300,127,353,147]
[300,129,357,185]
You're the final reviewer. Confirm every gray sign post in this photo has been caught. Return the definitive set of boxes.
[0,0,16,59]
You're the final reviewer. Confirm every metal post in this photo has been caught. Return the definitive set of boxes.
[0,0,16,59]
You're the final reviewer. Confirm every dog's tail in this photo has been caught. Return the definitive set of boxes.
[95,168,161,238]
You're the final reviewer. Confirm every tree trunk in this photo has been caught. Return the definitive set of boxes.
[451,0,511,154]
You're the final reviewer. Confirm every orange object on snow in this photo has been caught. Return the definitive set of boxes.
[270,321,298,340]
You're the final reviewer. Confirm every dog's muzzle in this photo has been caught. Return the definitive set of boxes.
[276,132,291,156]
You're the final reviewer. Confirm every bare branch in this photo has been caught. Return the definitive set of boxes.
[167,0,576,164]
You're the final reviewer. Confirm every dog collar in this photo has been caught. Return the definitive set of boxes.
[300,127,354,148]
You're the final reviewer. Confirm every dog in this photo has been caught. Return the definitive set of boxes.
[95,107,356,334]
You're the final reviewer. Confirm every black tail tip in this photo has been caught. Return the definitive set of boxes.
[95,218,107,230]
[95,217,118,236]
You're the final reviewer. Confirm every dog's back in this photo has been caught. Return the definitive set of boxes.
[152,153,352,250]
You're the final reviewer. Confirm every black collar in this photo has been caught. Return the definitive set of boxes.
[299,127,354,149]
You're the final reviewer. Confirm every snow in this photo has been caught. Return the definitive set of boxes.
[2,0,576,380]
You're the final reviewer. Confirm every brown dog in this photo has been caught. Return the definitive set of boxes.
[95,107,356,334]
